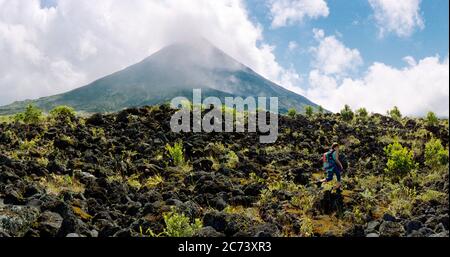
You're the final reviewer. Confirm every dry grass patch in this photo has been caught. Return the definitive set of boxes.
[40,174,84,196]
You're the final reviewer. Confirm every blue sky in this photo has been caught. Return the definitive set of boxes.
[246,0,449,79]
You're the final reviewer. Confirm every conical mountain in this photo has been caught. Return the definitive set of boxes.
[0,39,319,114]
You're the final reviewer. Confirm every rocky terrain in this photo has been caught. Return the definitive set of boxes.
[0,105,448,237]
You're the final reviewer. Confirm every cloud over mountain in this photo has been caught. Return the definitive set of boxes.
[0,0,301,105]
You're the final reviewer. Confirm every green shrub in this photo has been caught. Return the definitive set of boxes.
[144,175,164,189]
[14,104,43,124]
[388,184,416,217]
[424,138,449,168]
[318,105,324,114]
[425,111,439,127]
[384,140,417,180]
[356,108,368,118]
[304,106,314,118]
[165,141,185,166]
[50,105,76,121]
[388,106,402,121]
[0,115,13,124]
[162,209,202,237]
[287,108,297,118]
[340,105,354,122]
[127,174,142,190]
[20,138,39,152]
[291,186,315,214]
[226,150,239,169]
[299,217,314,237]
[418,190,446,203]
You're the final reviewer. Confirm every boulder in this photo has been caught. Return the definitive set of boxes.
[382,213,397,222]
[366,233,379,237]
[37,211,63,237]
[406,220,423,234]
[379,221,405,237]
[365,220,380,233]
[0,205,40,237]
[195,226,226,237]
[203,211,227,232]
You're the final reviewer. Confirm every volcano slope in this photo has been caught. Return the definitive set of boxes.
[0,105,448,237]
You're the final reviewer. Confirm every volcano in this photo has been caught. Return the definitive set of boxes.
[0,39,319,114]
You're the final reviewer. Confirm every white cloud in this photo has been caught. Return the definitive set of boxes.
[403,56,417,66]
[269,0,329,28]
[369,0,424,37]
[288,41,299,51]
[0,0,302,105]
[306,55,449,117]
[310,29,363,76]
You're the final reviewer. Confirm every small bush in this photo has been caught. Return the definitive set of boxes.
[424,138,449,168]
[384,140,417,180]
[300,217,314,237]
[226,151,239,169]
[418,190,446,203]
[0,115,13,124]
[144,175,164,189]
[127,174,142,190]
[287,108,297,118]
[318,106,324,114]
[166,141,185,166]
[162,209,203,237]
[388,184,416,217]
[50,105,76,121]
[359,188,377,213]
[425,111,439,127]
[20,138,39,152]
[388,106,402,121]
[304,106,314,118]
[356,108,368,118]
[340,105,354,122]
[14,104,43,124]
[291,186,315,214]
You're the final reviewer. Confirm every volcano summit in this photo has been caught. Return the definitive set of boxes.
[0,39,318,115]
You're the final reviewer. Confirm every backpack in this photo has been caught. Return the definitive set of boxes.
[322,150,336,170]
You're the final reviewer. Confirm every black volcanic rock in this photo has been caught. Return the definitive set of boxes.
[0,106,448,237]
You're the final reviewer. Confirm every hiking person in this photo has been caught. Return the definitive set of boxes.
[318,143,344,190]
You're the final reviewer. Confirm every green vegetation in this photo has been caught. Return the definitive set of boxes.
[50,105,76,121]
[299,217,314,237]
[162,209,203,237]
[356,108,369,118]
[318,105,324,114]
[291,185,315,214]
[384,140,417,180]
[304,105,314,118]
[14,104,43,124]
[144,175,164,189]
[418,190,446,203]
[424,138,449,168]
[225,150,239,169]
[426,111,439,127]
[287,108,297,118]
[340,105,354,122]
[0,115,13,124]
[127,174,142,190]
[40,174,84,196]
[388,106,402,121]
[166,141,185,166]
[387,185,416,217]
